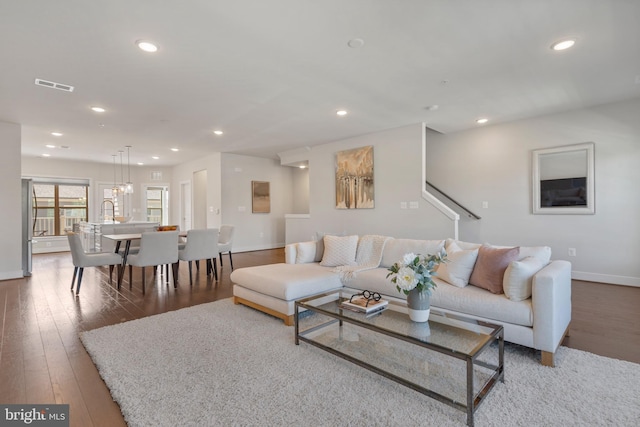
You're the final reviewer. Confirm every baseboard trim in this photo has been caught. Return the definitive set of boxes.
[572,271,640,287]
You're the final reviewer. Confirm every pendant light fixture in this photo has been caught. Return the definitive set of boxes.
[112,154,119,196]
[118,150,126,193]
[125,145,134,194]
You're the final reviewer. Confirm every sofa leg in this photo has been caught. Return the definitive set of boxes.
[284,315,294,327]
[541,351,555,367]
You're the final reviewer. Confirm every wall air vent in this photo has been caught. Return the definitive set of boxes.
[34,78,75,92]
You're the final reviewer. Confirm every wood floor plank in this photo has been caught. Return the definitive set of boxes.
[0,248,638,426]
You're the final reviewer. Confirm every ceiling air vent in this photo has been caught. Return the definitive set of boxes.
[34,78,75,92]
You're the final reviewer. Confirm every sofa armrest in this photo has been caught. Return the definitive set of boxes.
[531,260,572,353]
[284,240,318,264]
[284,243,298,264]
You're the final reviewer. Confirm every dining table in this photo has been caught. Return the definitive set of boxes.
[103,232,186,289]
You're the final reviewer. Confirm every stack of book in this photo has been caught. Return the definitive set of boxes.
[340,295,388,314]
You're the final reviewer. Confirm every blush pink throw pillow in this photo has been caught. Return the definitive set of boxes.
[469,245,520,294]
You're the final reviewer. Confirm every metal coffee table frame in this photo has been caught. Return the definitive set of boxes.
[295,290,504,427]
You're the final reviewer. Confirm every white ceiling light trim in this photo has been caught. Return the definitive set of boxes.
[551,39,575,51]
[136,40,159,53]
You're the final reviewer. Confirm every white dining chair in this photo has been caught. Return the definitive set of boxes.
[67,233,122,295]
[126,231,180,293]
[178,228,219,284]
[217,224,235,271]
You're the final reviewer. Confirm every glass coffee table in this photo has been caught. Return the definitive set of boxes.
[295,290,504,427]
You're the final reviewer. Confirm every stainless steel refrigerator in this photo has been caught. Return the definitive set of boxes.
[22,178,34,276]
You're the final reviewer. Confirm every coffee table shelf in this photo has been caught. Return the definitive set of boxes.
[295,290,504,427]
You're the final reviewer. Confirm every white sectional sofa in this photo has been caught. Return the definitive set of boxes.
[231,235,572,366]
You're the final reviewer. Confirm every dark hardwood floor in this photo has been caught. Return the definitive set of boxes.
[0,250,638,426]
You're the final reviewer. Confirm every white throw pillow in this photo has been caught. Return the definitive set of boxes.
[319,235,358,267]
[437,241,479,288]
[295,241,317,264]
[314,231,341,262]
[503,256,546,301]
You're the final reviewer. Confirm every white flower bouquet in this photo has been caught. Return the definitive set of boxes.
[386,251,447,296]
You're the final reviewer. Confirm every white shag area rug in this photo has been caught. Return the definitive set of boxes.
[81,299,640,427]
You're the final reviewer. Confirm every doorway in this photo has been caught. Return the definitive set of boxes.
[180,180,192,231]
[193,170,207,229]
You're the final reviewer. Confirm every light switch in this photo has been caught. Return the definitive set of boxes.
[409,201,419,209]
[238,206,246,212]
[400,202,407,209]
[482,201,489,209]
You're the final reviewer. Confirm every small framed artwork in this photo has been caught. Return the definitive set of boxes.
[251,181,270,213]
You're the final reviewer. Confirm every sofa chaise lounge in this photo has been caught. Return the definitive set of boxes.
[231,235,572,366]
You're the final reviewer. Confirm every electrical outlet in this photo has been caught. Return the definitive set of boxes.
[568,248,576,257]
[482,201,489,209]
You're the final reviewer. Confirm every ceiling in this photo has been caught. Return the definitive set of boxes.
[2,0,639,167]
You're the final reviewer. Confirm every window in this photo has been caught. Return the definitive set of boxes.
[33,183,88,236]
[145,186,169,224]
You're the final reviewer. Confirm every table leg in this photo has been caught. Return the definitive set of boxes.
[116,240,132,289]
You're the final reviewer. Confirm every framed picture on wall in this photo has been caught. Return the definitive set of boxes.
[335,145,374,209]
[251,181,270,213]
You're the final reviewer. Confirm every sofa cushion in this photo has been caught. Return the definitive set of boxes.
[345,271,534,327]
[295,241,317,264]
[436,241,478,288]
[503,256,546,301]
[430,278,534,327]
[320,235,358,267]
[491,244,552,264]
[469,245,519,294]
[230,263,342,301]
[380,238,445,268]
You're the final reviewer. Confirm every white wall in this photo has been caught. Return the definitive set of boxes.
[221,153,294,252]
[291,167,309,214]
[171,152,222,230]
[300,123,452,240]
[1,121,23,280]
[426,98,640,286]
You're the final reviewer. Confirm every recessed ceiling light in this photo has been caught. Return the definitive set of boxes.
[136,40,159,53]
[551,39,575,51]
[137,162,144,166]
[152,156,160,160]
[42,153,51,157]
[45,144,56,148]
[299,165,307,169]
[51,132,63,137]
[476,118,489,124]
[347,38,364,48]
[171,148,179,152]
[91,106,106,113]
[213,130,224,135]
[336,110,348,116]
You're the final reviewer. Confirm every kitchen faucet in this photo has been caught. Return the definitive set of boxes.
[100,200,115,222]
